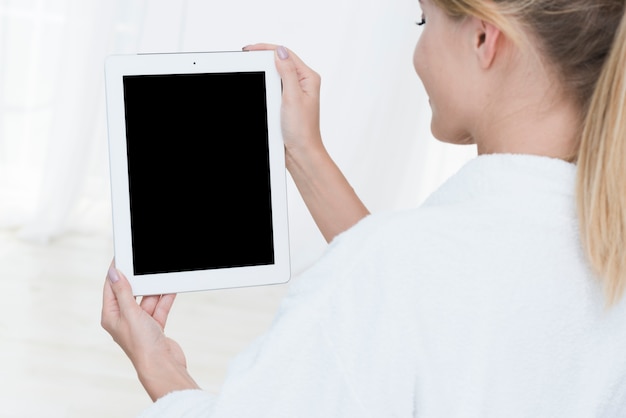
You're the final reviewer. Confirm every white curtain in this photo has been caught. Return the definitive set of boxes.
[0,0,144,240]
[0,0,476,274]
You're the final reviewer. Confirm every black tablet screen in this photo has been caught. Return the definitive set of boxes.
[122,72,275,275]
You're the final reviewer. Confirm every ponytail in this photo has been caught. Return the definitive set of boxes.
[577,8,626,307]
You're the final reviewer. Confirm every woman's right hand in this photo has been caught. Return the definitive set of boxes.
[244,44,369,242]
[243,44,323,163]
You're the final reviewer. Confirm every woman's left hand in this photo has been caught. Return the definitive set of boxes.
[101,260,200,401]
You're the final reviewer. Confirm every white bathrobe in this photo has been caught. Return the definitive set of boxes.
[138,154,626,418]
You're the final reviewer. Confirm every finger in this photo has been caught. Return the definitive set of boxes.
[244,44,309,68]
[243,44,295,87]
[272,47,307,98]
[152,294,177,329]
[274,47,320,98]
[242,43,278,52]
[106,265,138,313]
[243,44,318,95]
[101,271,120,332]
[243,44,298,83]
[139,294,160,316]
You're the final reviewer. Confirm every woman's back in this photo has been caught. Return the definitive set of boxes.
[382,154,626,416]
[195,154,626,417]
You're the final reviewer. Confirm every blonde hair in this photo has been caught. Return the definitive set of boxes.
[578,13,626,306]
[431,0,626,306]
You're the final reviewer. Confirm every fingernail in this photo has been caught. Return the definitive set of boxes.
[108,266,120,283]
[242,45,251,51]
[277,46,289,60]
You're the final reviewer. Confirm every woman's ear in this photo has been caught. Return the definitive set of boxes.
[474,19,502,69]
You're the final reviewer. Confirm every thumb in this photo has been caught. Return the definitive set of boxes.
[273,46,320,99]
[274,46,301,95]
[107,265,137,311]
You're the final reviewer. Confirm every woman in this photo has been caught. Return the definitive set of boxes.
[102,0,626,416]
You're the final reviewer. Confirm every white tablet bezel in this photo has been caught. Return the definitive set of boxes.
[104,51,290,296]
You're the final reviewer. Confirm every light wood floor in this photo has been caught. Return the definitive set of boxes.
[0,230,289,417]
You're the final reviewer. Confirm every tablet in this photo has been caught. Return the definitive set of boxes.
[104,51,290,296]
